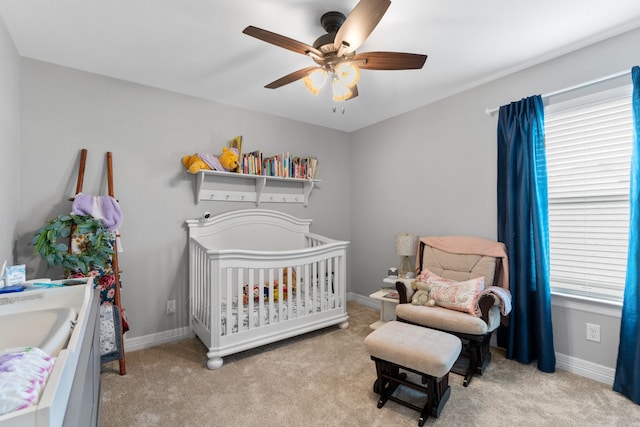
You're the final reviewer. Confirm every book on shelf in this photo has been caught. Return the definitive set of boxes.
[238,149,318,180]
[308,157,318,180]
[228,135,243,173]
[242,150,262,175]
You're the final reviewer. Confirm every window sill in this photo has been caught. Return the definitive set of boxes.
[551,290,622,318]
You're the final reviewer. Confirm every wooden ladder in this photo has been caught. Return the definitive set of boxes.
[75,148,126,375]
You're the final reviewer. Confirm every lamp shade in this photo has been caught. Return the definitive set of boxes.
[335,62,360,88]
[395,234,419,257]
[332,76,353,101]
[303,69,327,96]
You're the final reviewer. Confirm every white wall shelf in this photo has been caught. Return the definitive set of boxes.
[195,170,320,206]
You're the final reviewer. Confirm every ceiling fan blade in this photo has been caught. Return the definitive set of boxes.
[243,26,323,58]
[335,0,391,57]
[353,52,428,70]
[265,66,321,89]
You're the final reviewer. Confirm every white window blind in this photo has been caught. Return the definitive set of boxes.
[545,87,633,302]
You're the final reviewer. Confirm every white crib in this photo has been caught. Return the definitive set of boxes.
[186,209,350,369]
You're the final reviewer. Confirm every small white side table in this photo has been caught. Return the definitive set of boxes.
[369,278,400,329]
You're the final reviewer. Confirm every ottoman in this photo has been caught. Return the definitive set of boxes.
[364,320,462,426]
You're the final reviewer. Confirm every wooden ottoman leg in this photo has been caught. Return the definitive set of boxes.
[373,357,402,408]
[431,374,452,418]
[418,389,431,427]
[371,357,406,408]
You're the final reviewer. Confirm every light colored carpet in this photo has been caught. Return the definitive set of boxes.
[100,302,640,426]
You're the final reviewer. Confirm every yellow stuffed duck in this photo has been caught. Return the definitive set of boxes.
[182,147,239,174]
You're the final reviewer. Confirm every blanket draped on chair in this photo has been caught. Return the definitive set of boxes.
[419,236,509,290]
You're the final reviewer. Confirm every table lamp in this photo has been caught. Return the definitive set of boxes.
[395,234,419,278]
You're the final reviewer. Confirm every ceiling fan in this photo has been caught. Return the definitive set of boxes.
[242,0,427,101]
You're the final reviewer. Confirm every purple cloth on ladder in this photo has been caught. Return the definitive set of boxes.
[72,193,123,231]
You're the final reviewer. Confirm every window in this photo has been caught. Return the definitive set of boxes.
[545,86,633,302]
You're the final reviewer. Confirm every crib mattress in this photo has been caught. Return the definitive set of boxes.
[220,293,340,335]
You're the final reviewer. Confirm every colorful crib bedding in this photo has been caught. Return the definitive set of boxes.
[221,292,340,335]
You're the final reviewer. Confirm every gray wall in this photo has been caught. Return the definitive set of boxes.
[17,59,351,339]
[0,16,20,268]
[350,27,640,377]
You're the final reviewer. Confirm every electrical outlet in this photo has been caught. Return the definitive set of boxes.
[166,300,176,314]
[586,323,600,342]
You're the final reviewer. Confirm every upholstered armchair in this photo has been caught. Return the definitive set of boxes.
[395,236,511,387]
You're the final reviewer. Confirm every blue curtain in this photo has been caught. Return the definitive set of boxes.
[614,65,640,404]
[496,95,556,373]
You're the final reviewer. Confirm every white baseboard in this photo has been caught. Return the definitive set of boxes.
[123,326,191,352]
[555,352,615,385]
[348,291,380,309]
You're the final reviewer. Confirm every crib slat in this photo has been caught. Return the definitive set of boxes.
[247,269,254,330]
[335,255,342,308]
[196,247,202,325]
[202,248,208,328]
[276,267,280,322]
[207,250,213,332]
[312,262,318,313]
[294,265,301,319]
[258,268,265,328]
[303,264,310,316]
[327,258,336,309]
[320,260,327,311]
[211,257,218,339]
[285,266,292,320]
[226,268,233,335]
[237,268,244,332]
[192,246,199,324]
[194,246,200,324]
[268,268,275,324]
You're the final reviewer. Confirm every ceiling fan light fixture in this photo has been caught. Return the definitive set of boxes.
[243,0,427,103]
[332,75,353,101]
[335,62,360,88]
[303,69,327,95]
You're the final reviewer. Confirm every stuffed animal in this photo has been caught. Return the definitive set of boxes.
[282,268,297,289]
[411,280,435,306]
[241,267,298,304]
[243,285,256,305]
[182,154,210,174]
[218,147,239,171]
[182,147,239,174]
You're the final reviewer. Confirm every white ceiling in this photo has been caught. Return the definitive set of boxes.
[2,0,640,132]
